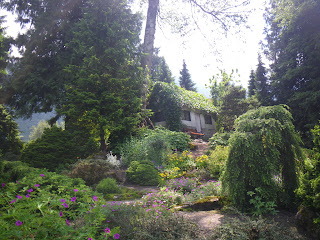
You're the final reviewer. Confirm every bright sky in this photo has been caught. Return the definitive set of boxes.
[152,1,267,97]
[1,1,267,98]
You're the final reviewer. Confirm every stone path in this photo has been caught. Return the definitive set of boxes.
[190,139,210,159]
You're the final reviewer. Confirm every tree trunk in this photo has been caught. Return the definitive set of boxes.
[141,0,159,109]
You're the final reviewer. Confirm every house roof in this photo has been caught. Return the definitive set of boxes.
[150,82,217,115]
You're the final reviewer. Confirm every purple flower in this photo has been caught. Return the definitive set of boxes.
[146,209,151,212]
[16,180,20,184]
[1,183,5,188]
[34,184,40,187]
[60,199,66,203]
[15,220,23,226]
[71,197,76,202]
[93,196,98,201]
[27,188,33,193]
[74,189,78,192]
[62,203,69,208]
[88,238,93,240]
[59,212,63,217]
[25,194,30,198]
[17,195,22,199]
[66,219,70,226]
[10,199,16,204]
[40,174,45,177]
[105,228,111,233]
[114,233,120,239]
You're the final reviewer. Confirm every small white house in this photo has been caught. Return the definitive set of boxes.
[149,82,217,140]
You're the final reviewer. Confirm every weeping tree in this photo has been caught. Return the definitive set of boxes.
[222,105,303,210]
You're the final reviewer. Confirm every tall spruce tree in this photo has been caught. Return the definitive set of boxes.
[248,69,256,97]
[265,0,320,144]
[151,50,174,83]
[0,0,143,150]
[179,60,196,92]
[255,55,270,105]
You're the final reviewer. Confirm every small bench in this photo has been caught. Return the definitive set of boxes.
[183,128,204,139]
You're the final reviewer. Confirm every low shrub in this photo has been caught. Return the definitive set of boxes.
[141,187,183,208]
[96,178,121,195]
[0,168,119,239]
[126,161,160,186]
[21,126,79,171]
[67,159,114,186]
[120,127,191,166]
[207,146,229,178]
[0,160,31,183]
[208,132,231,150]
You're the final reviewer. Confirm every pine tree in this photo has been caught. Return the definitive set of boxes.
[255,55,270,105]
[248,69,256,97]
[179,60,196,92]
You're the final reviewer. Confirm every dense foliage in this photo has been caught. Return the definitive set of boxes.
[21,126,90,171]
[264,0,320,144]
[0,105,22,155]
[1,0,143,150]
[222,105,302,210]
[120,127,191,166]
[296,122,320,235]
[126,160,160,186]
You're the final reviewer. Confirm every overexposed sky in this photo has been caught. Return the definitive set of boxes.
[1,0,267,97]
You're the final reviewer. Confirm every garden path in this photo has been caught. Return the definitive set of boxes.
[190,139,210,159]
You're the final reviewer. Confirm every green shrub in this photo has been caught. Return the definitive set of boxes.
[0,167,119,239]
[222,105,303,210]
[126,161,160,186]
[120,127,191,166]
[96,178,121,195]
[207,146,229,178]
[67,159,114,186]
[21,126,79,171]
[209,132,231,150]
[0,160,31,183]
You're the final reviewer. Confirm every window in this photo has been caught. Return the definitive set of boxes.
[204,115,212,125]
[182,110,191,121]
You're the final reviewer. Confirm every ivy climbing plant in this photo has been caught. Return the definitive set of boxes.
[148,82,217,131]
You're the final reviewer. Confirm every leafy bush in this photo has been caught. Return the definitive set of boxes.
[0,168,119,239]
[0,160,30,183]
[222,105,303,210]
[120,127,191,166]
[209,132,231,150]
[207,146,229,178]
[126,161,160,186]
[141,187,183,208]
[21,126,80,171]
[67,159,114,186]
[295,123,320,237]
[96,178,121,195]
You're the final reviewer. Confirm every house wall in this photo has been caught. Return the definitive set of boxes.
[154,110,216,140]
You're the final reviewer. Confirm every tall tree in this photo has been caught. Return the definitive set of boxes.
[151,50,174,83]
[0,0,143,150]
[255,54,270,105]
[179,60,196,92]
[139,0,252,108]
[264,0,320,143]
[248,69,256,97]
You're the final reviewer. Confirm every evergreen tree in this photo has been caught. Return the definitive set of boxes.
[1,0,143,150]
[255,55,270,105]
[265,0,320,144]
[179,60,196,92]
[248,69,256,97]
[151,50,174,83]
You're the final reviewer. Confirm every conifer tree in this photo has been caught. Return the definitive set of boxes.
[248,69,256,97]
[179,60,196,92]
[255,55,270,105]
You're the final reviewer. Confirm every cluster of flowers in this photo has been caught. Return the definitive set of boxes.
[3,174,120,240]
